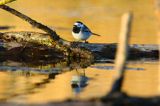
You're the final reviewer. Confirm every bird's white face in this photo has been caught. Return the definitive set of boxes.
[74,22,84,28]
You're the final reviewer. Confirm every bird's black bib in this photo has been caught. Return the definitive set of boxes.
[73,26,81,33]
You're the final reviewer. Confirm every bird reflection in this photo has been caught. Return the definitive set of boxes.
[71,68,88,94]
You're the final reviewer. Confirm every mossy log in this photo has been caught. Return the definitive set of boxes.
[0,31,159,62]
[0,31,93,63]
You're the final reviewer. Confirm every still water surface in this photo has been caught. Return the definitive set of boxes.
[0,0,159,104]
[0,61,158,104]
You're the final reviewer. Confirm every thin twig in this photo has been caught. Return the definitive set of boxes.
[0,5,71,46]
[0,0,15,5]
[0,5,59,40]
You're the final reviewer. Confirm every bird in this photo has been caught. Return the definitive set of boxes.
[72,21,101,43]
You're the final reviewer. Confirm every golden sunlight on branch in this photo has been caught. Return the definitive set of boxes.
[0,0,16,5]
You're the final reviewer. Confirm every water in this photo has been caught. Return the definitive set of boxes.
[0,0,159,105]
[0,61,158,104]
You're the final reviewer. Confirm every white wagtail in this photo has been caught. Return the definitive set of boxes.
[72,21,101,43]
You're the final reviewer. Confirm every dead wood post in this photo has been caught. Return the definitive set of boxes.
[107,12,132,97]
[155,0,160,48]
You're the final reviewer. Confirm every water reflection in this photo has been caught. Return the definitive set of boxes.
[0,58,91,102]
[0,71,69,102]
[0,60,158,103]
[0,26,14,30]
[71,69,88,94]
[90,65,145,71]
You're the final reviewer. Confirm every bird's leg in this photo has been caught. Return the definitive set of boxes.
[75,68,80,75]
[83,69,86,76]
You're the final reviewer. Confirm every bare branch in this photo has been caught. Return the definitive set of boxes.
[0,0,15,5]
[0,5,60,41]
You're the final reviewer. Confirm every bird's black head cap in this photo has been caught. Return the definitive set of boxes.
[76,21,83,24]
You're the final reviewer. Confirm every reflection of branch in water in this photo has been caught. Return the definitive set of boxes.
[34,73,59,87]
[90,65,145,71]
[0,57,92,78]
[0,72,59,101]
[0,53,92,101]
[0,26,14,30]
[0,58,92,101]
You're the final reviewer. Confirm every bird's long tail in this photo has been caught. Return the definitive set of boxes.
[92,32,101,36]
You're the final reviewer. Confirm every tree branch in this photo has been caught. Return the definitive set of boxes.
[0,5,71,46]
[0,5,59,40]
[0,0,15,5]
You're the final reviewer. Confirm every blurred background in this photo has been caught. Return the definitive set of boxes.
[0,0,158,44]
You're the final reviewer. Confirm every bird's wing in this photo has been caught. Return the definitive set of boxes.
[82,25,91,33]
[82,25,101,36]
